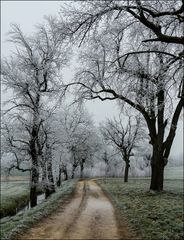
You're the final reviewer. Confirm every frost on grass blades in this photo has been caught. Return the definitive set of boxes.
[97,178,183,240]
[0,180,46,218]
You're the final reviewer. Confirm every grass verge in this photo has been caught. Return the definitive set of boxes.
[1,182,29,218]
[1,192,30,218]
[1,181,43,218]
[0,179,77,240]
[97,178,183,240]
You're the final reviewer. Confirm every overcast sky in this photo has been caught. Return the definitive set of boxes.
[1,1,183,159]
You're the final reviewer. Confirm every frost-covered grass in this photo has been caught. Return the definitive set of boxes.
[0,181,30,218]
[0,180,43,218]
[97,178,183,240]
[164,166,183,180]
[0,179,77,240]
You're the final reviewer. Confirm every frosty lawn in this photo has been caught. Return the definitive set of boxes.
[164,166,183,180]
[0,180,77,240]
[98,178,183,240]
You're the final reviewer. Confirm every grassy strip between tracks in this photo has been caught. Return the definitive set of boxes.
[97,178,183,240]
[0,179,77,240]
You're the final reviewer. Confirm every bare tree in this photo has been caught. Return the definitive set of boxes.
[65,21,183,191]
[101,116,142,182]
[1,116,31,174]
[56,105,100,179]
[40,118,59,197]
[1,19,70,206]
[62,1,184,48]
[61,0,183,99]
[100,148,122,177]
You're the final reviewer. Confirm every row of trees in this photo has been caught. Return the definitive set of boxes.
[1,18,70,206]
[1,0,183,201]
[61,0,183,191]
[1,20,135,202]
[2,97,148,206]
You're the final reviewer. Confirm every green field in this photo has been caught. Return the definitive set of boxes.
[0,181,30,218]
[98,178,183,240]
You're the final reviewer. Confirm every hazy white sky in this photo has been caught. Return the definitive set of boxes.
[1,1,183,158]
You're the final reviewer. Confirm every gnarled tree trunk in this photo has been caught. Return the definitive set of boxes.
[124,160,130,183]
[150,144,165,191]
[30,118,39,207]
[30,167,39,207]
[148,96,183,191]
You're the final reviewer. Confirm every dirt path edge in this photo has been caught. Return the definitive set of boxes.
[12,180,78,240]
[95,179,141,240]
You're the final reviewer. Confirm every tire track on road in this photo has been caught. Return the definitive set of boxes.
[19,179,132,239]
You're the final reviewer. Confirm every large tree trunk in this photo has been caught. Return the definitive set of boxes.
[149,143,165,191]
[30,93,41,207]
[41,162,47,187]
[124,161,130,183]
[45,144,55,198]
[30,123,39,207]
[30,153,39,207]
[30,186,37,207]
[150,163,164,191]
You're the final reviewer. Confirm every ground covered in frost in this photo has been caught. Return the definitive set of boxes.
[97,178,183,240]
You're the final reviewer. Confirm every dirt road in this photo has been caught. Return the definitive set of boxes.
[20,180,131,239]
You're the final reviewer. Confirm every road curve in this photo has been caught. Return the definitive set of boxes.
[19,180,130,239]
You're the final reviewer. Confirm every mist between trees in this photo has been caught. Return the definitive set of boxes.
[1,0,183,206]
